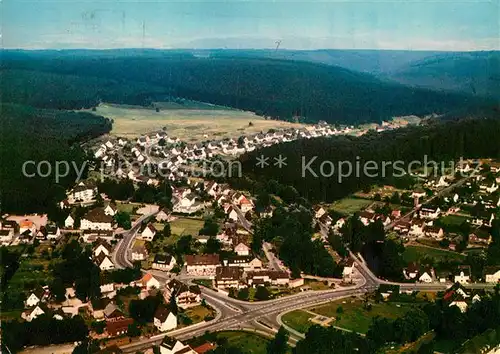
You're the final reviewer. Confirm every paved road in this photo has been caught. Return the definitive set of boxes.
[262,242,285,271]
[113,200,494,351]
[231,203,253,232]
[112,212,158,268]
[384,174,476,232]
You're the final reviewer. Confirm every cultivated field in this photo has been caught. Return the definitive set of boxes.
[330,197,373,215]
[403,245,466,263]
[170,217,204,237]
[90,103,305,142]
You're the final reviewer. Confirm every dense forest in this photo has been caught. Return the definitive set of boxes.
[1,51,493,124]
[0,104,111,213]
[388,51,500,99]
[236,118,500,203]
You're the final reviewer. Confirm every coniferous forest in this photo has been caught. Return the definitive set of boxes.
[235,118,500,203]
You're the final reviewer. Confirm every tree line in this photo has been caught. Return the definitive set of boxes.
[238,117,500,203]
[0,103,111,214]
[2,53,493,124]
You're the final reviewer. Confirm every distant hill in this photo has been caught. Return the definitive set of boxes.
[1,51,492,125]
[385,51,500,99]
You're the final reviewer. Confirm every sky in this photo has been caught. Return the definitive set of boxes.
[2,0,499,51]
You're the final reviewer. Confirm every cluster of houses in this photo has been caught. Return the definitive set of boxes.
[0,215,62,245]
[91,119,413,190]
[20,269,208,338]
[180,252,305,291]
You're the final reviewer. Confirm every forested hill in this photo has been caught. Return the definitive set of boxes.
[1,51,492,124]
[387,51,500,99]
[235,118,500,203]
[0,104,112,213]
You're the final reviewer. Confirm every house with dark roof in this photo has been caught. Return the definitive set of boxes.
[94,252,115,271]
[154,304,177,332]
[214,266,244,290]
[131,242,148,261]
[185,254,220,276]
[160,338,197,354]
[81,208,113,230]
[163,280,201,309]
[152,254,177,272]
[93,238,113,257]
[139,223,157,241]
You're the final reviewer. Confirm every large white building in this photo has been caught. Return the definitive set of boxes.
[67,181,97,204]
[81,208,113,230]
[185,254,220,276]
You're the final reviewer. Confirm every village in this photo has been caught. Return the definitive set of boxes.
[2,117,500,354]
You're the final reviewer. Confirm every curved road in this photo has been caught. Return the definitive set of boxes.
[112,212,158,268]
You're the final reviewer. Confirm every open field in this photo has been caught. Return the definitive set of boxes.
[91,103,305,142]
[170,217,204,237]
[330,198,373,215]
[116,201,142,214]
[439,214,469,226]
[215,331,271,354]
[281,310,315,333]
[403,245,465,263]
[183,305,216,324]
[310,299,415,334]
[283,298,415,334]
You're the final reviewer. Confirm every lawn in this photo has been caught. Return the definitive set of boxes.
[330,198,373,215]
[439,214,469,226]
[92,103,305,142]
[170,217,204,237]
[116,201,141,214]
[216,331,271,354]
[403,245,465,264]
[281,310,315,333]
[183,305,215,324]
[309,299,416,334]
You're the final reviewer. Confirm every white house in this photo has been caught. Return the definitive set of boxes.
[409,220,425,237]
[185,254,220,276]
[140,273,161,290]
[154,305,177,332]
[152,254,177,272]
[0,229,14,243]
[104,203,118,216]
[160,339,196,354]
[342,260,355,283]
[93,239,113,257]
[234,242,250,256]
[454,266,471,284]
[156,209,170,222]
[485,268,500,283]
[204,181,218,197]
[227,206,239,222]
[65,215,75,228]
[22,305,45,322]
[25,289,45,307]
[139,223,157,241]
[449,301,468,313]
[131,243,148,261]
[420,207,441,219]
[419,271,433,283]
[313,206,326,219]
[67,181,97,204]
[163,280,202,309]
[94,253,115,271]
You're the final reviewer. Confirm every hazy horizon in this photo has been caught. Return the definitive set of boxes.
[3,0,499,51]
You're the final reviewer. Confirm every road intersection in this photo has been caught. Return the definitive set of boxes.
[113,200,494,352]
